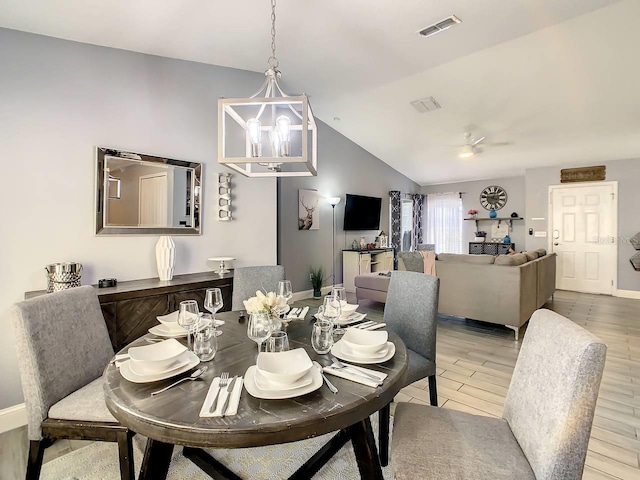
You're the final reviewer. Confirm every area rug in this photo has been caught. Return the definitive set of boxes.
[41,414,393,480]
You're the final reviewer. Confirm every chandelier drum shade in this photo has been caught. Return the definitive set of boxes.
[218,0,317,177]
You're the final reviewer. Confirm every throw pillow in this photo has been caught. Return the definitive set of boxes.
[495,253,528,266]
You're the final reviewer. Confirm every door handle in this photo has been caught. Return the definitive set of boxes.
[554,243,559,246]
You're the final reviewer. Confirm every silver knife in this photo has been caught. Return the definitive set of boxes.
[219,376,238,417]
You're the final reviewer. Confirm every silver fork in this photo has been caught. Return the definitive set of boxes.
[330,356,383,385]
[208,372,230,413]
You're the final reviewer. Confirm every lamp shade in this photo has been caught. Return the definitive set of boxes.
[326,196,341,207]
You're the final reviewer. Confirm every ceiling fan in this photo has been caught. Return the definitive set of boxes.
[454,132,511,158]
[459,132,485,158]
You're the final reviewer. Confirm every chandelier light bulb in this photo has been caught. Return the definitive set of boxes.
[247,118,262,157]
[275,115,291,156]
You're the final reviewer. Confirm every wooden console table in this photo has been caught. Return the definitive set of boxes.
[25,271,233,350]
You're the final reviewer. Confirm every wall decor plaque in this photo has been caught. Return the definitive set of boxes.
[560,166,606,183]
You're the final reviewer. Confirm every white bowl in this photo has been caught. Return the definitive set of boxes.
[342,328,388,355]
[157,310,202,326]
[129,351,190,375]
[128,338,187,369]
[256,348,313,385]
[339,303,358,318]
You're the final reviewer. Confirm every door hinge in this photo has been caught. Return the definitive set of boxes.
[611,280,614,286]
[611,192,615,200]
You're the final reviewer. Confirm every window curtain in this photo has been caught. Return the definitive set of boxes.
[412,194,425,249]
[389,191,401,252]
[425,192,463,254]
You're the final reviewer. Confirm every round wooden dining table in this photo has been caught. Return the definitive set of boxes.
[103,309,408,480]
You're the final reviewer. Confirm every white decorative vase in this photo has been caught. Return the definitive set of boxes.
[474,237,485,242]
[155,236,176,281]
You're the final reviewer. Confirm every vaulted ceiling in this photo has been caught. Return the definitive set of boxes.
[1,0,637,185]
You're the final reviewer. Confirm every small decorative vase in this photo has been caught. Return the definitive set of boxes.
[270,314,282,332]
[504,234,511,244]
[359,236,366,249]
[489,207,497,218]
[352,239,359,250]
[155,236,175,281]
[313,289,322,298]
[471,213,478,219]
[474,236,485,242]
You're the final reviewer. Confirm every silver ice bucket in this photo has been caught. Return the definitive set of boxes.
[45,262,83,293]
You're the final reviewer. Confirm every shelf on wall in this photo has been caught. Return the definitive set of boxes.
[464,217,523,228]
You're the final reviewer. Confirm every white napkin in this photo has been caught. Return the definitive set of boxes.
[200,376,244,418]
[323,364,387,388]
[287,306,309,320]
[363,322,386,331]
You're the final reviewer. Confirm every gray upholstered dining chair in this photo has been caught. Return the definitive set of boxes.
[392,309,607,480]
[378,270,439,465]
[11,286,134,480]
[231,265,286,310]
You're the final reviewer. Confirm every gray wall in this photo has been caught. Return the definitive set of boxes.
[278,121,420,292]
[421,176,527,251]
[0,28,279,409]
[526,158,640,291]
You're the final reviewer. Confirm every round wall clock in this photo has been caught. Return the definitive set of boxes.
[480,185,508,210]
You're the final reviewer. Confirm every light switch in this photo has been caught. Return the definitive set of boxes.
[534,231,547,238]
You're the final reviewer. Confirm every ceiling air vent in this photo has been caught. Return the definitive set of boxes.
[410,96,441,113]
[418,15,461,38]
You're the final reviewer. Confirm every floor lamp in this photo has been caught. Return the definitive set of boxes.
[326,196,341,286]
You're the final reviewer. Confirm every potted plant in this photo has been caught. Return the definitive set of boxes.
[467,209,478,219]
[474,231,487,242]
[310,266,324,298]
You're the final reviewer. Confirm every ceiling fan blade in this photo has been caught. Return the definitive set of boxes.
[472,136,486,146]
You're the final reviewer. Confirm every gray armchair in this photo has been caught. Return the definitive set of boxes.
[379,270,439,465]
[11,286,134,480]
[231,265,286,310]
[392,309,606,480]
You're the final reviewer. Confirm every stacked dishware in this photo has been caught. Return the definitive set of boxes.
[243,348,322,399]
[149,310,211,338]
[331,328,395,364]
[118,339,200,383]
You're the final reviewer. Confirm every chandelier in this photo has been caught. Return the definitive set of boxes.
[218,0,317,177]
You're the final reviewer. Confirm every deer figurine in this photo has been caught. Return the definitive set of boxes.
[298,196,318,230]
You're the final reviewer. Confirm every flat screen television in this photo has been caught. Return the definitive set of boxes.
[343,194,382,231]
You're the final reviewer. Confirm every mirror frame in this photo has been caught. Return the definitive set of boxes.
[95,147,202,235]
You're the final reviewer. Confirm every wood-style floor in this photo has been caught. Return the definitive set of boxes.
[1,290,638,480]
[355,289,640,480]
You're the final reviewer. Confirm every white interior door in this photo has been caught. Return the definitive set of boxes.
[549,182,617,294]
[139,173,168,226]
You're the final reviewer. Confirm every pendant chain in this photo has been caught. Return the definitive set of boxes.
[268,0,279,69]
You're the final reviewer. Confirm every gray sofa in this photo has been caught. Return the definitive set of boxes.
[354,250,556,339]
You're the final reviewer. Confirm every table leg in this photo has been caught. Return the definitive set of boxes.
[184,447,243,480]
[139,439,174,480]
[378,403,390,466]
[347,416,384,480]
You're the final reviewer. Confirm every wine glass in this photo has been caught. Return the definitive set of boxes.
[266,331,289,352]
[331,286,347,337]
[178,300,199,350]
[322,294,342,339]
[276,280,293,329]
[247,312,273,353]
[311,319,333,354]
[204,288,223,325]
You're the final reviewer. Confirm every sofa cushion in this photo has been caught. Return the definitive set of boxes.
[535,248,547,256]
[398,252,425,273]
[523,251,539,261]
[437,254,495,265]
[354,273,391,291]
[495,253,528,266]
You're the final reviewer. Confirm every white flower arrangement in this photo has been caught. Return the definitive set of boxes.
[243,290,288,317]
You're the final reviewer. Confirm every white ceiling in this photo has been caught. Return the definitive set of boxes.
[1,0,638,185]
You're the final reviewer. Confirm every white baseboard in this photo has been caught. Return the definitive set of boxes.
[615,289,640,299]
[292,285,336,302]
[0,403,27,434]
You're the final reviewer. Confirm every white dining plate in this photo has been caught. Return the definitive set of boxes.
[316,312,367,326]
[244,366,322,399]
[331,341,396,364]
[128,351,192,376]
[119,352,200,383]
[148,318,212,338]
[253,368,314,392]
[156,310,203,325]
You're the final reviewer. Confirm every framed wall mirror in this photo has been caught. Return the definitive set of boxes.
[95,147,202,235]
